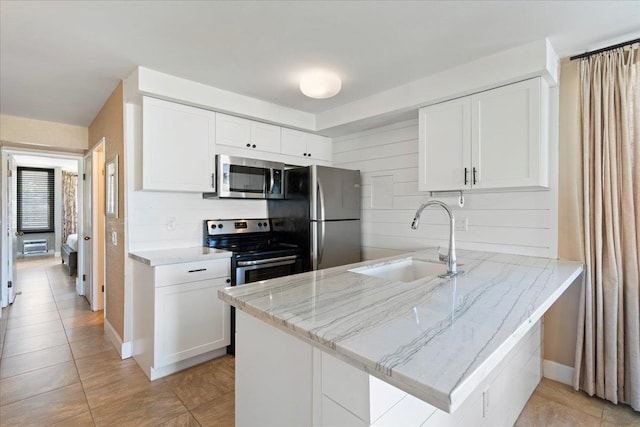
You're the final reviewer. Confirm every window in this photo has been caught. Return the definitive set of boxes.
[17,167,55,233]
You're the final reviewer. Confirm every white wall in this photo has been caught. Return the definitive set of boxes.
[333,91,558,261]
[128,191,266,251]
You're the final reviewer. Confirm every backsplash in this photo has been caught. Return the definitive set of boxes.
[128,190,267,251]
[333,115,558,261]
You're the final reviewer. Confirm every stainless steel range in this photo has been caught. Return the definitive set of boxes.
[204,218,303,354]
[204,218,303,285]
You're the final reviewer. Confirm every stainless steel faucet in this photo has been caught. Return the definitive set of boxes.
[411,200,460,278]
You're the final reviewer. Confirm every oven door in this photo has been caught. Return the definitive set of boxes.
[235,255,302,285]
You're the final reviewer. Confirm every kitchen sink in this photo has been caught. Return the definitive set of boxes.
[349,257,447,283]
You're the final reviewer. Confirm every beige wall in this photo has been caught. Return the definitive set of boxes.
[0,114,88,150]
[88,83,125,339]
[543,58,583,367]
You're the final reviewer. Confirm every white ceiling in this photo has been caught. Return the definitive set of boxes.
[1,1,638,128]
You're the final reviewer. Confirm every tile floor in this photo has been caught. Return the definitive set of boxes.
[0,256,638,426]
[0,255,233,426]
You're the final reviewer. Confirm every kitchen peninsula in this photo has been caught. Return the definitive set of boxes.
[219,247,583,427]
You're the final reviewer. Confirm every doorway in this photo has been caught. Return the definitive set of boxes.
[0,147,104,310]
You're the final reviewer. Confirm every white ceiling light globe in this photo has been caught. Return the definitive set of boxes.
[299,69,342,99]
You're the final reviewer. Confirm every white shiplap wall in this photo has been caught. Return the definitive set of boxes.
[128,191,266,251]
[333,111,558,261]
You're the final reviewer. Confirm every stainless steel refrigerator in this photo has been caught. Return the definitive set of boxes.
[268,165,361,271]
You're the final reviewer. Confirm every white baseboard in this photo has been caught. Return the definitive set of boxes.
[148,347,227,381]
[104,319,133,359]
[543,359,574,386]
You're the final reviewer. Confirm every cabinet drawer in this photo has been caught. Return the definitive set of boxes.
[155,259,230,287]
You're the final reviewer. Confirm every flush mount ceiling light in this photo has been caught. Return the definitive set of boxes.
[299,69,342,99]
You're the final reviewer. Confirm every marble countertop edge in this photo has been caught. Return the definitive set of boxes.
[129,246,232,266]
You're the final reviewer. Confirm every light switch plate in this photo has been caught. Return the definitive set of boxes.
[167,216,176,231]
[455,217,468,231]
[111,231,117,246]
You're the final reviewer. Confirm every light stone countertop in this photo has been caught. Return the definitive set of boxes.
[218,247,583,413]
[129,246,231,266]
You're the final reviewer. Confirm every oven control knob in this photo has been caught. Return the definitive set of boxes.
[218,224,223,229]
[210,224,217,229]
[226,278,231,284]
[263,222,269,228]
[257,223,262,227]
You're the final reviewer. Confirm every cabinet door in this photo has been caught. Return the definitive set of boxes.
[216,113,251,149]
[471,78,545,189]
[142,97,216,192]
[281,128,332,163]
[306,134,332,162]
[155,277,230,367]
[418,98,471,191]
[250,121,281,153]
[281,128,308,157]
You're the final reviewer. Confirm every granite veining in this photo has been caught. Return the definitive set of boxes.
[218,247,583,413]
[129,247,231,266]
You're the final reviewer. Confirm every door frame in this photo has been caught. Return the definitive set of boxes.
[0,147,85,308]
[85,139,106,311]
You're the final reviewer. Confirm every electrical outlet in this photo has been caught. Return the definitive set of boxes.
[167,216,176,231]
[111,231,117,246]
[455,217,468,231]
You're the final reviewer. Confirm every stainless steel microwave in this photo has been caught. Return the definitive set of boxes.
[204,155,284,199]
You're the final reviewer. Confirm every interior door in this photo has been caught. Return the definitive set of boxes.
[7,155,18,304]
[82,154,92,302]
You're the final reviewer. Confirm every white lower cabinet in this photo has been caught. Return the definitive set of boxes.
[132,258,231,380]
[235,311,542,427]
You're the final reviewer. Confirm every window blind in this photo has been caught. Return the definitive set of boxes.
[17,167,55,233]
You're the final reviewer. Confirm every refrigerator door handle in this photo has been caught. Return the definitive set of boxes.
[317,180,326,220]
[318,221,325,267]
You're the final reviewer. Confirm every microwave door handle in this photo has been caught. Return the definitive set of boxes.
[269,168,276,194]
[269,168,275,194]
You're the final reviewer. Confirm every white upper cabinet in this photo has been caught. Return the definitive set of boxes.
[418,97,471,192]
[418,78,548,192]
[216,113,281,153]
[471,78,546,189]
[141,97,216,192]
[250,121,281,153]
[281,128,332,162]
[215,113,251,148]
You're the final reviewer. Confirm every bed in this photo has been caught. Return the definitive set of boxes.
[61,234,78,276]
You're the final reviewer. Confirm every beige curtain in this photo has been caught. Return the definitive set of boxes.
[62,171,78,244]
[573,44,640,411]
